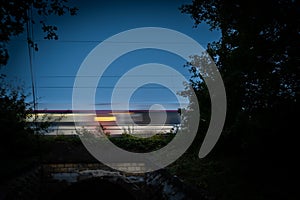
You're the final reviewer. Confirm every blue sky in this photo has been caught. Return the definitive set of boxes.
[1,0,221,111]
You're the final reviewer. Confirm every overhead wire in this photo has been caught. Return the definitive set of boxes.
[26,5,37,111]
[9,39,209,46]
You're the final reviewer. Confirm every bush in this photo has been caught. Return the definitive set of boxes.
[0,75,38,158]
[109,133,174,153]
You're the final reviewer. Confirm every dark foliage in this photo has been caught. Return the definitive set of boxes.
[0,75,37,158]
[174,0,299,199]
[109,133,174,153]
[0,0,78,66]
[181,0,298,158]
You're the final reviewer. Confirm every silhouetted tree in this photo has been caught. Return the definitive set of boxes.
[0,75,36,157]
[0,0,78,66]
[180,0,298,155]
[178,1,298,199]
[0,75,61,158]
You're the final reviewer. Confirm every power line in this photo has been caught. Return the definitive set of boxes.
[41,40,201,44]
[26,6,37,111]
[34,86,187,89]
[39,75,193,78]
[10,39,209,46]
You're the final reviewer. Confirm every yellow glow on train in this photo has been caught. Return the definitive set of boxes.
[94,116,116,122]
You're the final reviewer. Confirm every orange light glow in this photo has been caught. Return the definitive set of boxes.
[94,116,116,122]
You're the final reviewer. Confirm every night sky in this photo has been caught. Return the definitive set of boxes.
[1,0,221,111]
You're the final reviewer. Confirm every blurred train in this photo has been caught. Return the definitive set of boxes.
[28,110,181,136]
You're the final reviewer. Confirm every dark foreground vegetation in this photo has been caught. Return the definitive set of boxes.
[174,1,298,199]
[0,128,297,200]
[1,0,298,199]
